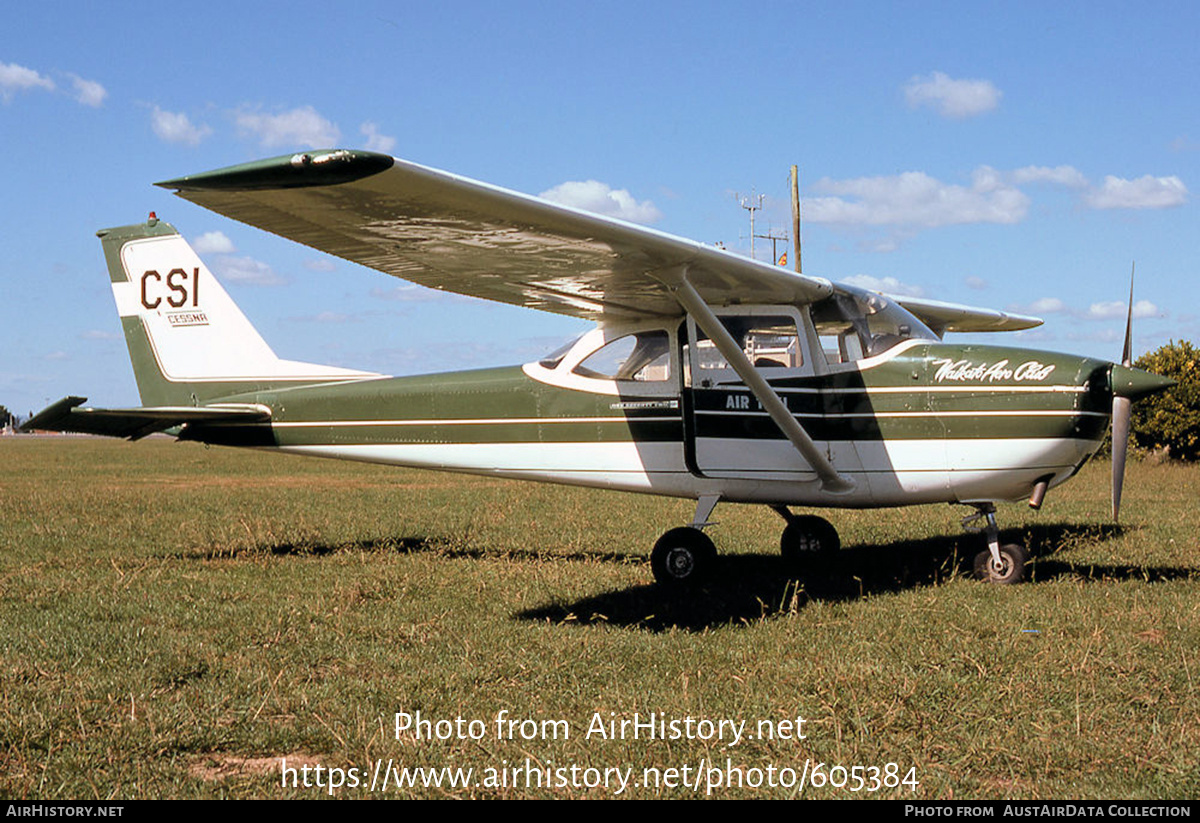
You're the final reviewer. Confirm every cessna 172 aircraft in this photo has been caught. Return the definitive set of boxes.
[25,149,1174,587]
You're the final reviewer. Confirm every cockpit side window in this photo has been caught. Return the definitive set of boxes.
[572,330,671,382]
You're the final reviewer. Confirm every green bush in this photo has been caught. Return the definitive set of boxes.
[1132,340,1200,461]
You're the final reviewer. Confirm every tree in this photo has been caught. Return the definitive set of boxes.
[1131,340,1200,461]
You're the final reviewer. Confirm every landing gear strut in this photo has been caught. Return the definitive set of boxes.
[963,504,1029,584]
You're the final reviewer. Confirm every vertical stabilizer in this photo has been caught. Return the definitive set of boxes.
[98,216,376,406]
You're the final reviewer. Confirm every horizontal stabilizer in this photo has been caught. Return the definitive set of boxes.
[21,396,269,441]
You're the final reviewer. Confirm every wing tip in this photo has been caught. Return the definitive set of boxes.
[156,148,395,193]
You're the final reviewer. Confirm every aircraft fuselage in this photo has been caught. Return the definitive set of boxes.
[186,338,1112,511]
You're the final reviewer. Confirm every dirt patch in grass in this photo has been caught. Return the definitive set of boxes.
[188,751,324,782]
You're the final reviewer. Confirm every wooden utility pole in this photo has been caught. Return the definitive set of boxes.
[790,165,802,274]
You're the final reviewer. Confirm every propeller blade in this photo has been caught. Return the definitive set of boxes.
[1112,264,1135,521]
[1121,265,1134,368]
[1112,393,1131,520]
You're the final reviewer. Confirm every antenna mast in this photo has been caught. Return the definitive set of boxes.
[737,191,765,261]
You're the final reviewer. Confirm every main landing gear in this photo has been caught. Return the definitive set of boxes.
[650,527,718,588]
[648,497,843,587]
[963,504,1029,584]
[773,505,840,565]
[650,495,720,588]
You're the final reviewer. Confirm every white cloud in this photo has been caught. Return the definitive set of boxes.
[151,106,212,146]
[370,284,465,303]
[303,258,337,272]
[192,231,236,254]
[806,168,1029,228]
[290,311,353,324]
[1009,297,1068,315]
[539,180,662,224]
[1086,300,1161,320]
[67,74,106,107]
[235,105,340,149]
[1010,297,1163,322]
[1083,175,1188,210]
[903,71,1001,119]
[840,274,924,297]
[360,121,396,153]
[965,276,988,290]
[0,61,54,101]
[1012,165,1089,188]
[210,255,285,286]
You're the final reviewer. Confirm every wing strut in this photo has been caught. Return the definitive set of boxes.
[669,276,854,494]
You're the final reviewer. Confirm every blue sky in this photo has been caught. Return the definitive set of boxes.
[2,1,1197,416]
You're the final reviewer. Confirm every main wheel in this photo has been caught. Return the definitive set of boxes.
[780,515,840,565]
[973,543,1029,584]
[651,527,717,588]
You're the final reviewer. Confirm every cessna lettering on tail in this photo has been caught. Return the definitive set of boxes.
[140,267,199,310]
[932,358,1056,383]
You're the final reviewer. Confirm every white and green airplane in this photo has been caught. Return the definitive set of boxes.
[25,150,1174,587]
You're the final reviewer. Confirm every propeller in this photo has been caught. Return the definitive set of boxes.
[1111,268,1135,520]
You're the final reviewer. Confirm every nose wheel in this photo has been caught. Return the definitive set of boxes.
[973,542,1029,584]
[964,504,1029,584]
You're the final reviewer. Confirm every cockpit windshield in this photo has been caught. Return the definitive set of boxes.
[810,286,937,364]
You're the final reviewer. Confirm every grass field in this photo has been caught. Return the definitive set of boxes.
[2,437,1198,799]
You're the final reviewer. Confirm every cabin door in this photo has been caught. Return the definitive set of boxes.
[683,307,847,482]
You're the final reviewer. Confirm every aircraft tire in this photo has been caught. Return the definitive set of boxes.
[651,527,717,588]
[780,515,840,566]
[973,543,1028,584]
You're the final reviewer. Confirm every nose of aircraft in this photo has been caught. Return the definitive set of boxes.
[1109,363,1176,400]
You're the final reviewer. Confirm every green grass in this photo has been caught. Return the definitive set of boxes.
[2,437,1198,799]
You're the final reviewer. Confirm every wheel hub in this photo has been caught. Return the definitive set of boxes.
[666,547,694,577]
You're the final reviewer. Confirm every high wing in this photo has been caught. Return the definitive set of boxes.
[21,396,269,441]
[156,150,833,319]
[891,295,1042,336]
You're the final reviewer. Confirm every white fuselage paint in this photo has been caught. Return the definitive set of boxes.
[266,433,1099,509]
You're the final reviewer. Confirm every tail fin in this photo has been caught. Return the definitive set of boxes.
[98,216,375,406]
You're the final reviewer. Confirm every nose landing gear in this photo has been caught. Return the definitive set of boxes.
[963,504,1029,584]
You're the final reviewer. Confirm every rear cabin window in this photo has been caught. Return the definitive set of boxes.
[572,330,671,382]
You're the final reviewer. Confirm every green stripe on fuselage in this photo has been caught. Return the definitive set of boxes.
[182,344,1112,449]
